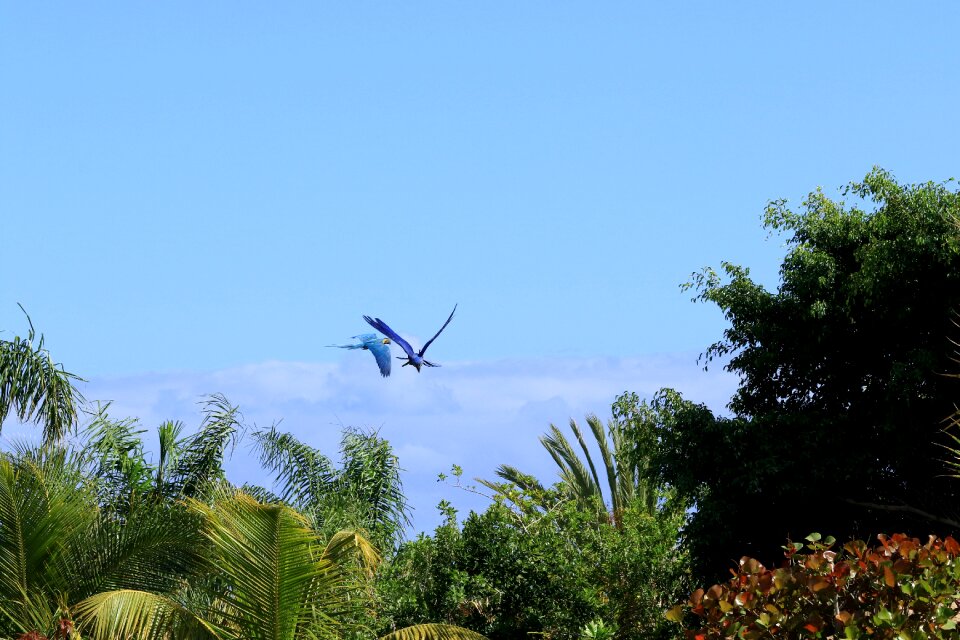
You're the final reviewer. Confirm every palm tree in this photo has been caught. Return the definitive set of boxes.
[481,392,661,526]
[81,394,244,513]
[0,307,83,443]
[74,487,380,640]
[249,425,410,551]
[0,443,203,639]
[74,487,489,640]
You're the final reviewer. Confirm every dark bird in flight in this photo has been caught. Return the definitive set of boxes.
[363,305,457,372]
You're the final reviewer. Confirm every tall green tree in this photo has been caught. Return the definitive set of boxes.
[378,497,601,640]
[0,307,83,443]
[250,425,410,552]
[81,394,244,514]
[661,168,960,581]
[380,485,688,640]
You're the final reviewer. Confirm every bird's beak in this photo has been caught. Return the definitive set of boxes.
[383,338,391,344]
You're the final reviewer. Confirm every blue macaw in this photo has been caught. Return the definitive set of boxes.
[363,304,457,372]
[327,333,392,377]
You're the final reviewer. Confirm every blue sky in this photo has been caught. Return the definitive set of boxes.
[2,2,959,532]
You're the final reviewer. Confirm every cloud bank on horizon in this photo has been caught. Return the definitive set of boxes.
[5,351,735,534]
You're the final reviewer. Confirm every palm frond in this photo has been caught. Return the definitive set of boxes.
[586,414,623,516]
[187,489,368,639]
[337,428,410,548]
[490,464,546,495]
[172,394,243,498]
[79,403,153,508]
[239,482,283,504]
[73,589,221,640]
[540,423,601,509]
[154,419,185,494]
[250,424,336,508]
[323,528,381,577]
[380,623,490,640]
[0,587,65,640]
[66,502,206,598]
[0,449,98,607]
[572,417,604,500]
[0,307,84,442]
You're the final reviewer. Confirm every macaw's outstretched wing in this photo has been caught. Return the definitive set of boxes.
[419,304,457,357]
[365,338,392,377]
[364,315,416,360]
[327,333,379,350]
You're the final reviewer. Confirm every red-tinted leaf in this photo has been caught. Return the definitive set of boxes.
[883,565,895,588]
[844,540,867,558]
[893,558,913,574]
[945,536,960,557]
[758,571,774,594]
[741,557,762,574]
[809,576,831,592]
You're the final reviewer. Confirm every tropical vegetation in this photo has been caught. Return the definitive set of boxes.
[1,168,958,639]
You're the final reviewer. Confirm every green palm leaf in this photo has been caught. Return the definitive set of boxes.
[379,623,490,640]
[482,393,668,526]
[76,490,378,640]
[0,450,98,612]
[0,307,83,442]
[172,394,243,498]
[74,589,221,640]
[188,489,375,640]
[540,422,602,509]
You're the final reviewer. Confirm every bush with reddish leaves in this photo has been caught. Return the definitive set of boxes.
[667,533,960,639]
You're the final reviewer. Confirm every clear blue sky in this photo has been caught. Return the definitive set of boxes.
[2,2,958,531]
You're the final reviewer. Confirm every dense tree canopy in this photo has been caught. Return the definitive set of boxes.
[660,169,960,581]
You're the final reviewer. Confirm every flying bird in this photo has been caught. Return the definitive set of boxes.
[363,304,457,372]
[327,333,392,377]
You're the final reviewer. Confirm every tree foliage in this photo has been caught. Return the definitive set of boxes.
[250,425,410,552]
[379,490,689,640]
[661,169,960,581]
[380,390,697,640]
[80,394,243,515]
[484,392,681,527]
[0,307,83,443]
[74,487,380,640]
[0,444,203,640]
[377,498,602,640]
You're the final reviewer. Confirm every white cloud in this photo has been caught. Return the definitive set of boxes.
[7,352,738,535]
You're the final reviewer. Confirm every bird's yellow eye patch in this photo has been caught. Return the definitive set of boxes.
[383,338,391,344]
